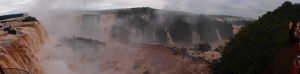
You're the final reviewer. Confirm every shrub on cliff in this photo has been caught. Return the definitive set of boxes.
[22,16,38,22]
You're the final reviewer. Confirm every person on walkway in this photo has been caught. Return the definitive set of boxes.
[296,22,300,45]
[290,21,298,43]
[295,55,300,74]
[289,21,300,74]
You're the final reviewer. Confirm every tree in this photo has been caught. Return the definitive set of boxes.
[214,1,300,74]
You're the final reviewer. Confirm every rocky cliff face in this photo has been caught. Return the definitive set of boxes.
[78,7,252,44]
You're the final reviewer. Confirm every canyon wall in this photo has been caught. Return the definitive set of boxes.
[78,7,250,44]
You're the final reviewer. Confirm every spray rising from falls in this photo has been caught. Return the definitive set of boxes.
[2,2,248,73]
[71,8,240,44]
[1,0,253,73]
[0,16,48,74]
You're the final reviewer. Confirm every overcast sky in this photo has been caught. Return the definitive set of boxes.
[0,0,300,18]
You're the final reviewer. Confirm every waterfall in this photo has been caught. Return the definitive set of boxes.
[216,29,222,41]
[81,14,101,41]
[130,28,145,43]
[192,31,201,43]
[165,28,174,45]
[0,21,48,74]
[99,13,115,42]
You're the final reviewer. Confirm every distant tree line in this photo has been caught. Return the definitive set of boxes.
[22,16,38,22]
[0,13,25,20]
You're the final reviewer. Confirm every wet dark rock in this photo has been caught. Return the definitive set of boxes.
[143,70,149,74]
[7,29,17,35]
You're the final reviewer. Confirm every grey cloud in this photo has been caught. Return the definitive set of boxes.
[2,0,300,18]
[0,0,34,15]
[163,0,300,18]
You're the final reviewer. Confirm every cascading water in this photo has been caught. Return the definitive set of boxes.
[0,20,48,74]
[165,28,175,45]
[98,13,115,42]
[0,7,245,74]
[216,29,222,41]
[192,31,201,43]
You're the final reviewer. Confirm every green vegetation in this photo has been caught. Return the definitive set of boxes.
[193,43,211,52]
[0,13,25,20]
[22,16,38,22]
[214,1,300,74]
